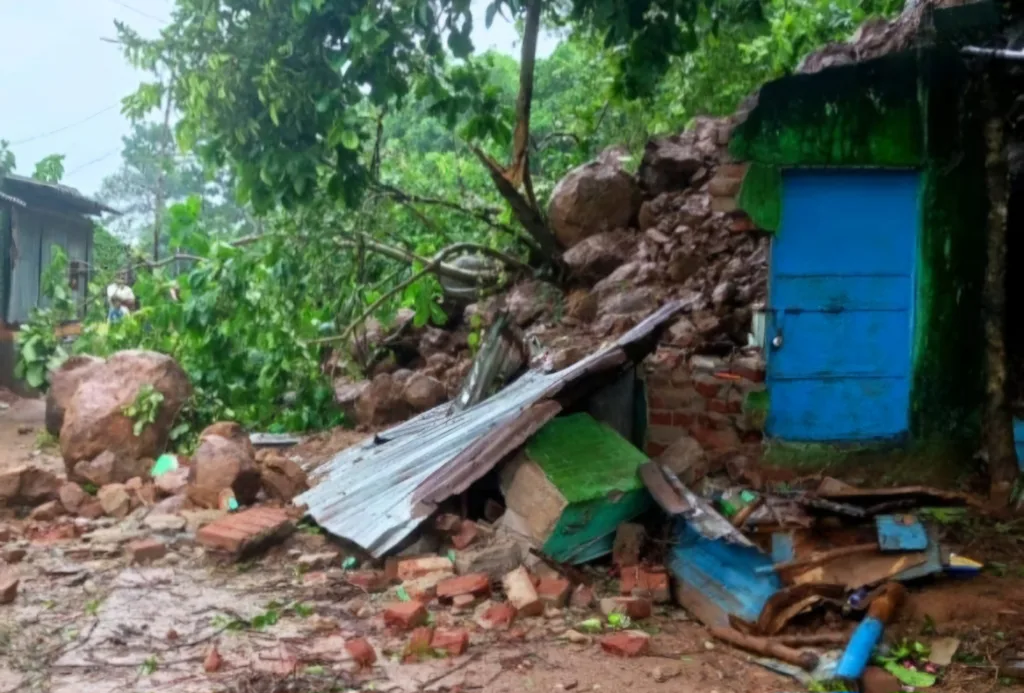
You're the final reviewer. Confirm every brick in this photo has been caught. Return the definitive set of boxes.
[600,631,651,657]
[600,597,652,620]
[612,523,645,568]
[502,567,543,617]
[303,571,330,587]
[128,539,167,564]
[403,571,452,602]
[570,584,595,609]
[345,637,376,668]
[437,573,491,601]
[730,214,757,233]
[452,593,479,610]
[648,410,673,427]
[383,601,428,630]
[404,626,435,661]
[692,375,722,399]
[645,442,667,457]
[691,426,740,451]
[709,399,741,415]
[196,507,293,556]
[347,570,389,592]
[0,572,17,604]
[731,356,766,383]
[672,412,698,428]
[451,521,480,550]
[621,568,670,603]
[431,628,470,656]
[536,578,571,608]
[475,601,517,630]
[397,556,453,581]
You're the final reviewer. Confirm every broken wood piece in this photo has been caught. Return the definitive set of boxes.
[731,496,765,528]
[765,542,879,576]
[709,626,819,670]
[772,632,851,647]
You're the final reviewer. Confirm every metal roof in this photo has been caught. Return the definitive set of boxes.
[1,174,119,216]
[297,301,684,556]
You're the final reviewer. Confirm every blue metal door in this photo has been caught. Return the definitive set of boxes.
[767,170,920,442]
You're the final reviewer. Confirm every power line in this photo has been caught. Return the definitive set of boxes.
[65,149,121,178]
[10,105,120,145]
[109,0,169,25]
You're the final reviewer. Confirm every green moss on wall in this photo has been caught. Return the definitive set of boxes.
[737,163,783,233]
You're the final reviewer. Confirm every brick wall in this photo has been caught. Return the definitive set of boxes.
[643,347,766,458]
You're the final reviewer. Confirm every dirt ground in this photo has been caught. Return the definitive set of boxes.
[2,397,1024,693]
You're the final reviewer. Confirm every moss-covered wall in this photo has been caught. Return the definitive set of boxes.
[730,47,988,446]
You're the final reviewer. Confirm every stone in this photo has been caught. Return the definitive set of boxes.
[58,482,88,514]
[434,513,462,534]
[431,628,470,656]
[862,666,902,693]
[196,507,294,556]
[612,523,646,568]
[334,380,369,422]
[383,601,428,630]
[564,630,591,645]
[403,373,448,412]
[0,572,18,604]
[565,290,599,323]
[2,547,26,564]
[600,631,651,658]
[571,584,595,609]
[451,520,480,550]
[548,147,642,249]
[154,467,189,497]
[355,373,410,427]
[502,567,543,617]
[638,137,705,196]
[0,466,60,507]
[28,501,63,522]
[78,501,104,520]
[345,638,376,668]
[397,556,454,581]
[347,570,389,592]
[600,597,653,621]
[46,355,106,437]
[143,514,187,533]
[203,645,223,673]
[437,573,491,602]
[656,436,709,486]
[402,571,453,603]
[186,432,261,509]
[651,664,681,682]
[475,601,517,630]
[128,538,167,564]
[598,288,658,317]
[296,551,340,571]
[259,455,309,503]
[562,230,632,281]
[454,539,523,581]
[97,484,132,519]
[60,350,192,473]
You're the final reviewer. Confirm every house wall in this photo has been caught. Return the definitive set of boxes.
[728,47,988,448]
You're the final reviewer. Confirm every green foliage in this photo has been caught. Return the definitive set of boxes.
[121,384,165,436]
[32,155,66,183]
[0,141,15,178]
[14,247,76,390]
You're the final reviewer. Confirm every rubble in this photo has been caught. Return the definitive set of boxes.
[384,601,428,629]
[599,631,651,658]
[502,566,543,617]
[187,423,262,509]
[0,465,60,507]
[196,506,294,557]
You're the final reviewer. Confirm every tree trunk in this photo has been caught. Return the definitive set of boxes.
[982,75,1018,505]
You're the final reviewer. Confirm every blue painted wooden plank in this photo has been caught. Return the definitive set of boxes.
[771,276,913,312]
[769,310,913,379]
[767,377,911,441]
[773,171,920,276]
[875,514,929,551]
[771,532,796,563]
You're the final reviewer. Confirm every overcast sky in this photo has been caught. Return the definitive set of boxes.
[0,0,557,198]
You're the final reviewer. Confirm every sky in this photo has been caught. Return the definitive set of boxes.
[0,0,558,198]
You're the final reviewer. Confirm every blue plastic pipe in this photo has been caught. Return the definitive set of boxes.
[835,616,884,679]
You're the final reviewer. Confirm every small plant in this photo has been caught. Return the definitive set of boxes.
[122,384,165,436]
[84,599,103,616]
[139,655,159,676]
[35,430,58,451]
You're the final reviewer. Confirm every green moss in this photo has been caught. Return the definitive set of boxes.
[737,163,782,233]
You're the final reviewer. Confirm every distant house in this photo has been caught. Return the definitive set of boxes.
[0,173,118,390]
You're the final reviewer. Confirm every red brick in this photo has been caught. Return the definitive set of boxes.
[502,567,543,617]
[303,571,330,586]
[708,399,741,415]
[643,571,671,603]
[647,394,668,409]
[693,378,721,399]
[451,521,480,550]
[452,593,479,609]
[732,358,765,382]
[536,578,571,608]
[404,626,435,661]
[600,596,652,620]
[691,426,740,451]
[196,507,293,556]
[645,442,667,457]
[383,601,428,630]
[344,637,377,668]
[127,539,167,564]
[437,573,490,601]
[431,628,470,656]
[397,556,453,580]
[347,570,388,592]
[476,601,516,630]
[600,631,651,657]
[571,584,595,609]
[622,568,671,604]
[672,411,698,428]
[648,410,673,427]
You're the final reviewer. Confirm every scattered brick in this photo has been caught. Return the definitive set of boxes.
[475,601,517,630]
[196,507,294,557]
[536,578,571,608]
[345,638,377,668]
[383,601,428,630]
[403,570,453,602]
[612,524,645,568]
[570,584,595,609]
[451,520,480,550]
[620,567,671,603]
[0,572,18,604]
[600,597,652,620]
[437,573,491,601]
[128,539,167,564]
[600,631,651,657]
[404,626,435,661]
[431,628,470,656]
[502,567,543,617]
[396,556,453,581]
[347,570,389,592]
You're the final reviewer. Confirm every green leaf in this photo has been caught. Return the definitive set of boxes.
[883,661,937,688]
[339,130,359,150]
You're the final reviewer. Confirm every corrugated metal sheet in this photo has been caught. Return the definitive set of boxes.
[297,301,683,556]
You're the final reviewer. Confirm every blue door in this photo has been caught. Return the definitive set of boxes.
[767,170,920,442]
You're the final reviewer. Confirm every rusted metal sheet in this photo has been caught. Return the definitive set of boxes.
[297,301,684,556]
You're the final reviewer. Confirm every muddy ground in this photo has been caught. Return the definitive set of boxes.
[2,396,1023,693]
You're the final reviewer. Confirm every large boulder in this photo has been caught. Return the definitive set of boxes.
[547,147,641,249]
[59,351,191,474]
[46,355,105,437]
[356,373,411,427]
[258,452,309,503]
[403,372,447,412]
[186,423,261,509]
[638,138,705,197]
[562,230,633,282]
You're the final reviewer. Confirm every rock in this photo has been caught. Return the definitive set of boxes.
[548,147,642,249]
[0,572,18,604]
[46,355,105,437]
[666,249,701,284]
[656,436,709,485]
[259,455,308,503]
[451,520,480,550]
[571,584,595,609]
[418,327,452,358]
[296,552,340,571]
[128,538,167,564]
[651,664,681,682]
[664,317,698,347]
[564,630,590,645]
[502,566,543,617]
[638,137,705,196]
[334,380,369,423]
[186,433,261,509]
[28,501,63,522]
[97,484,132,518]
[562,230,632,281]
[862,666,902,693]
[565,290,598,322]
[345,638,377,668]
[203,645,223,673]
[0,466,60,507]
[454,539,523,581]
[506,280,549,326]
[58,482,88,514]
[599,288,658,317]
[600,630,651,657]
[2,546,26,564]
[154,468,189,497]
[403,373,447,412]
[143,514,187,533]
[355,373,410,427]
[60,350,192,473]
